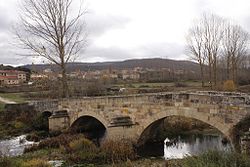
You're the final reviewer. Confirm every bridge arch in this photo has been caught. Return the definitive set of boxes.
[41,111,52,117]
[137,108,233,144]
[69,111,108,141]
[69,111,108,128]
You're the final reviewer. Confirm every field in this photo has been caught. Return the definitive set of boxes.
[115,81,202,89]
[0,93,26,112]
[0,93,26,103]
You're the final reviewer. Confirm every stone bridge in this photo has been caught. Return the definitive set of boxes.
[46,91,250,144]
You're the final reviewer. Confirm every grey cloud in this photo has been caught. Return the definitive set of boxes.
[194,0,213,14]
[0,7,12,31]
[79,42,185,62]
[241,16,250,33]
[140,42,185,59]
[0,5,131,65]
[81,45,134,62]
[85,12,130,38]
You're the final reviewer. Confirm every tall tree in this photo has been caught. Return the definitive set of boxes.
[186,22,206,87]
[15,0,87,97]
[187,14,224,88]
[202,14,224,87]
[222,23,249,83]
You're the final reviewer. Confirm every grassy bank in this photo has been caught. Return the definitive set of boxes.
[0,134,137,167]
[0,102,5,112]
[0,107,50,140]
[0,93,26,103]
[1,139,250,167]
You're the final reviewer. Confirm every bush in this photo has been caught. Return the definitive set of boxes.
[63,138,136,165]
[69,138,96,152]
[101,140,137,163]
[21,158,51,167]
[14,121,26,129]
[0,157,12,167]
[31,114,49,131]
[24,134,85,153]
[223,80,236,91]
[66,151,105,164]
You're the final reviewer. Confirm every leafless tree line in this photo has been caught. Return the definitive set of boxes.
[187,13,249,88]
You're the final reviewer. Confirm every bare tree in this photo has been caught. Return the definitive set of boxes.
[15,0,87,97]
[187,14,224,88]
[202,14,224,87]
[186,22,206,87]
[222,23,249,83]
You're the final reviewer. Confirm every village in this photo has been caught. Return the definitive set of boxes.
[0,66,197,87]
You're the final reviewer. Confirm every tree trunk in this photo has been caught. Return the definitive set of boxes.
[235,66,238,85]
[61,63,69,98]
[213,59,217,87]
[208,56,212,89]
[232,57,236,84]
[227,55,230,80]
[200,62,205,87]
[232,61,238,85]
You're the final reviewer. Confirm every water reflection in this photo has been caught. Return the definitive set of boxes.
[0,135,35,157]
[164,135,231,159]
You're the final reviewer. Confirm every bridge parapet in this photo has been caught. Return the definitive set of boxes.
[57,91,250,109]
[29,99,59,112]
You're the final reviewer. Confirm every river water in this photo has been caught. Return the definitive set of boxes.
[164,135,231,159]
[0,135,35,157]
[138,134,231,159]
[0,134,231,160]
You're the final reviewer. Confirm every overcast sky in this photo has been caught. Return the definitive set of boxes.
[1,0,250,65]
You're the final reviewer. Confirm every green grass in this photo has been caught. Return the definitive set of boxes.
[115,82,173,88]
[115,81,202,89]
[0,93,26,103]
[179,151,250,167]
[0,102,5,112]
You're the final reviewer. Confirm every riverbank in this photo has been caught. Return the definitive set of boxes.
[1,149,250,167]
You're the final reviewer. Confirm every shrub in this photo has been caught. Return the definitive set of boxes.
[223,80,236,91]
[14,121,26,129]
[21,159,51,167]
[67,151,105,164]
[0,157,12,167]
[31,114,49,131]
[69,138,96,152]
[24,134,85,153]
[26,134,39,142]
[26,131,49,142]
[101,140,137,163]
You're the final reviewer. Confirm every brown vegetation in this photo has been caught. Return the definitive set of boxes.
[24,134,137,165]
[223,80,236,92]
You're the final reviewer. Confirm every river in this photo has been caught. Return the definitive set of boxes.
[0,135,35,157]
[138,134,231,159]
[0,134,231,160]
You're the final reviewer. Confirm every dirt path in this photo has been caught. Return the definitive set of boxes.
[0,97,16,104]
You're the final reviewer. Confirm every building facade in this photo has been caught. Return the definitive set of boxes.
[0,70,27,85]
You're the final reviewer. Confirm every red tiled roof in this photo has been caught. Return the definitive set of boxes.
[0,76,18,80]
[0,70,26,74]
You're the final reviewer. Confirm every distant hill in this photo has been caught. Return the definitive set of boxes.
[22,58,200,73]
[0,64,31,73]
